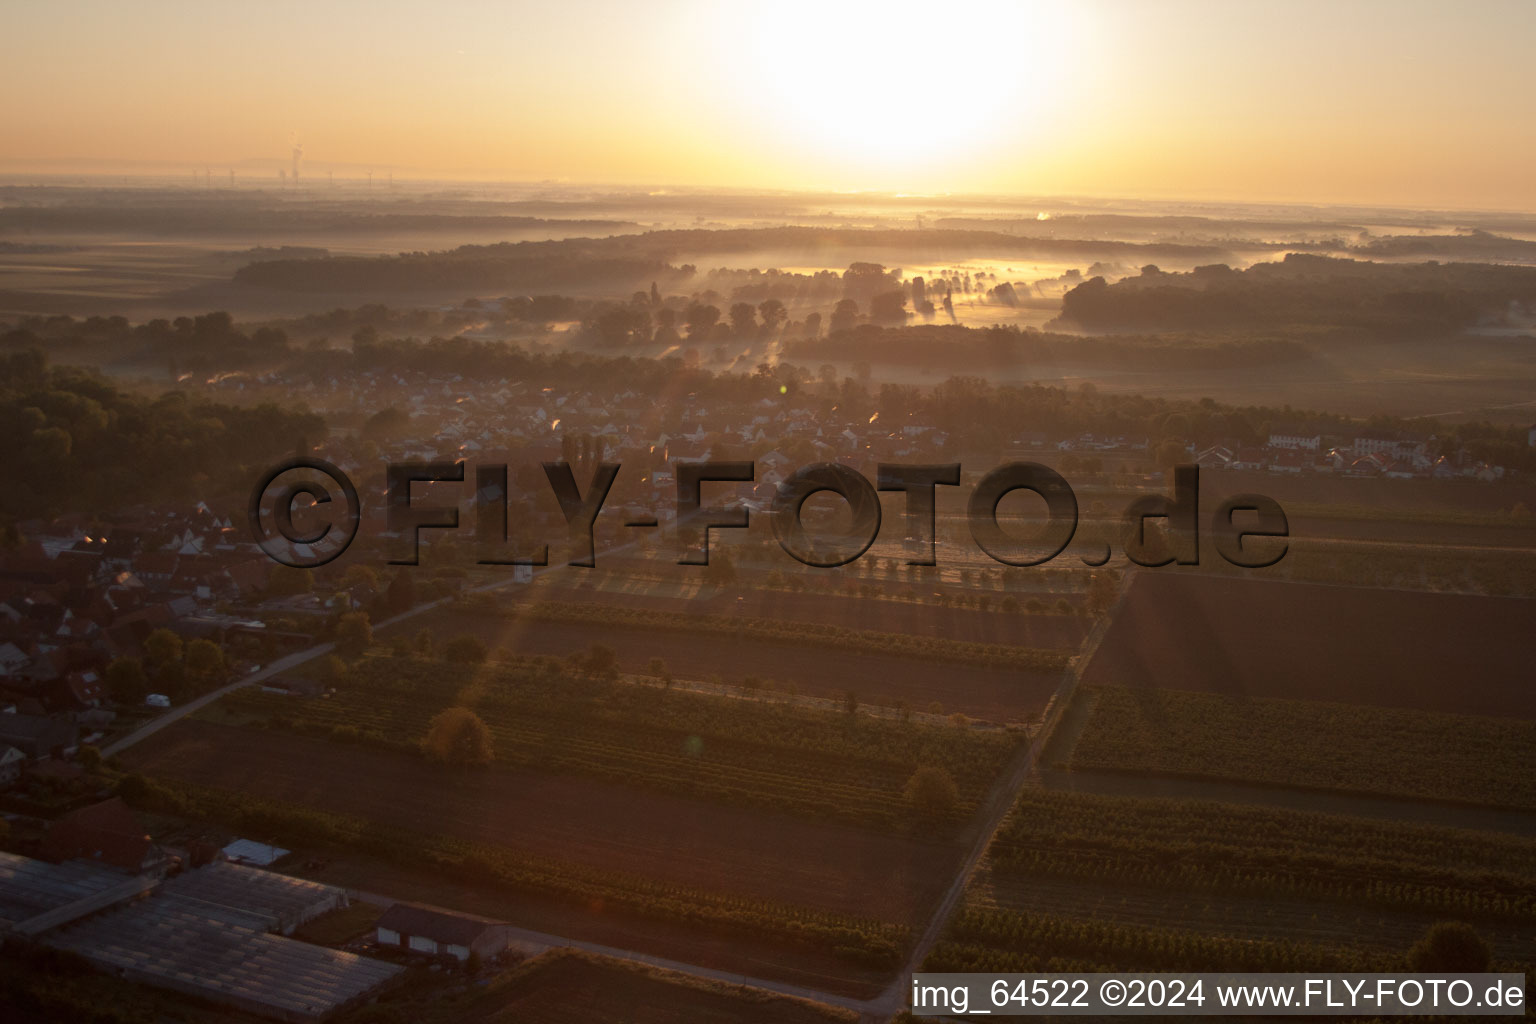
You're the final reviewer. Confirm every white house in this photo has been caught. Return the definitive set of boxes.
[1267,431,1320,451]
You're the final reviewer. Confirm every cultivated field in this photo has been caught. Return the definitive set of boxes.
[122,720,961,928]
[1065,685,1536,810]
[505,575,1093,649]
[925,788,1536,974]
[1081,574,1533,717]
[220,651,1022,830]
[410,606,1062,723]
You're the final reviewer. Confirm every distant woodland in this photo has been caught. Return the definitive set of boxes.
[1055,254,1536,333]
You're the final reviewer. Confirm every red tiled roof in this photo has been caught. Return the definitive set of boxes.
[40,797,158,873]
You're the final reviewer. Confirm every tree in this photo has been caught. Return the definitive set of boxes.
[829,298,859,334]
[443,634,488,665]
[869,290,910,324]
[422,706,494,768]
[584,644,618,681]
[335,611,372,658]
[703,549,736,588]
[105,656,149,704]
[903,765,960,824]
[684,303,720,340]
[1407,922,1491,972]
[646,657,672,687]
[757,298,787,331]
[1154,439,1186,468]
[386,571,416,614]
[363,406,411,440]
[342,564,379,592]
[320,655,348,686]
[143,628,182,669]
[729,302,756,337]
[1086,571,1120,615]
[184,639,225,684]
[267,564,313,597]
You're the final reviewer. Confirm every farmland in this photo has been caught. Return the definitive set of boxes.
[380,608,1059,723]
[495,573,1094,649]
[116,740,918,983]
[1081,574,1535,717]
[924,788,1536,974]
[1066,685,1536,810]
[455,595,1071,674]
[217,652,1021,831]
[122,719,966,928]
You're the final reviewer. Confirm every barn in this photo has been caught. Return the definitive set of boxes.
[374,902,511,962]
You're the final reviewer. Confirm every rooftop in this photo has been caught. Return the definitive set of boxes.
[376,901,504,946]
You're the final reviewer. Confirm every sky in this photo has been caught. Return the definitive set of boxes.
[3,0,1534,210]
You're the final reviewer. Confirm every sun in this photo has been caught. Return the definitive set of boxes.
[706,0,1083,182]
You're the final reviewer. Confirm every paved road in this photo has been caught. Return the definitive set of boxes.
[101,596,450,758]
[101,527,651,757]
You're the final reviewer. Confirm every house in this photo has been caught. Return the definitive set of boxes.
[0,745,24,788]
[1193,445,1234,469]
[374,902,513,961]
[39,797,171,875]
[0,713,78,759]
[1353,432,1426,458]
[1231,447,1267,471]
[1268,450,1304,473]
[1267,429,1320,451]
[0,641,30,677]
[56,670,105,710]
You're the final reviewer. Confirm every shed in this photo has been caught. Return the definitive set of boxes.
[374,902,511,961]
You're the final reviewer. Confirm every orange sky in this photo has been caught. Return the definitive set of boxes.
[3,0,1534,210]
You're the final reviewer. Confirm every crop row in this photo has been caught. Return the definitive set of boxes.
[1067,685,1536,809]
[924,906,1396,974]
[986,788,1536,923]
[225,654,1019,831]
[459,595,1072,672]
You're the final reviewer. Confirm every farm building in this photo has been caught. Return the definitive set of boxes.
[160,861,345,935]
[48,894,402,1022]
[39,797,172,876]
[0,851,153,936]
[375,901,513,961]
[0,850,401,1021]
[223,838,292,866]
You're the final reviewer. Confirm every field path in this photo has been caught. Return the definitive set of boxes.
[347,887,877,1016]
[871,569,1135,1018]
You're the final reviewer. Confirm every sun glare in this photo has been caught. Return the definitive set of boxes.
[718,0,1081,179]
